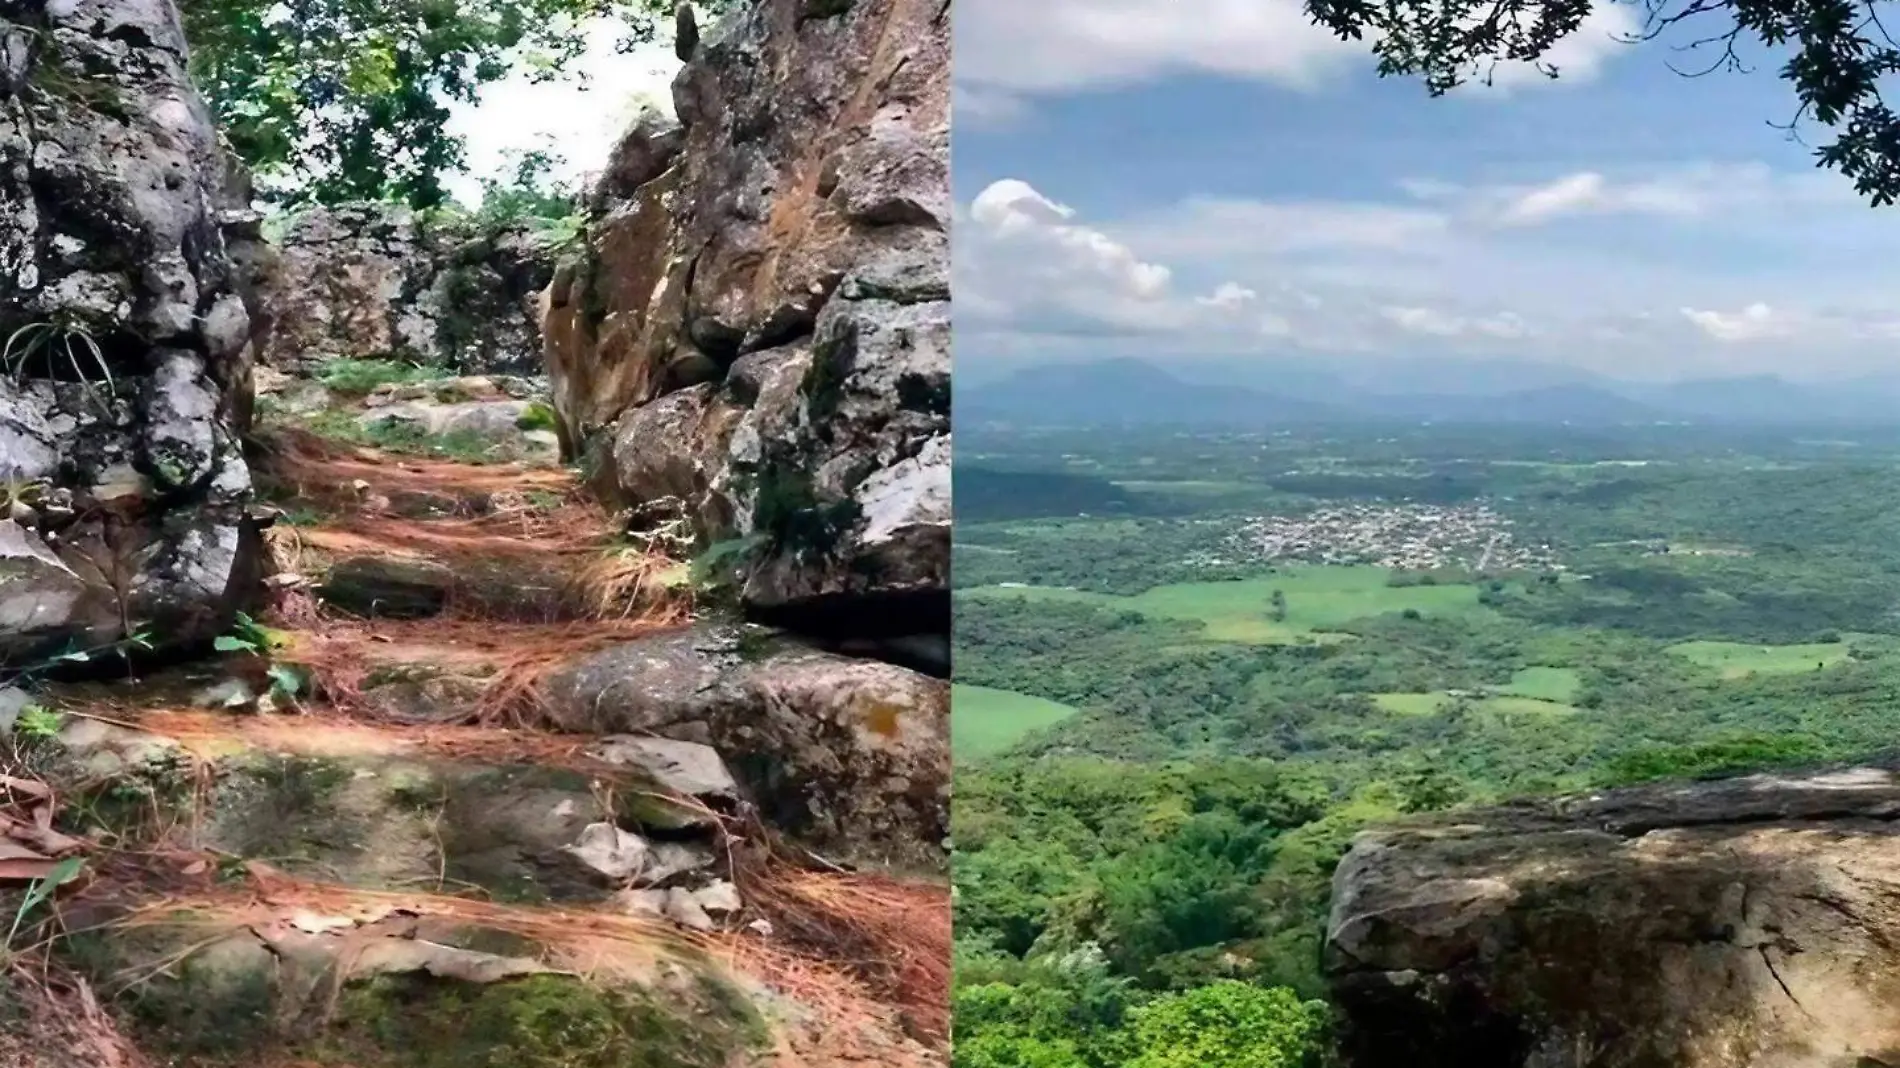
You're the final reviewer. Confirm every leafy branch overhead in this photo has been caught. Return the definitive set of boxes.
[1302,0,1900,204]
[182,0,730,208]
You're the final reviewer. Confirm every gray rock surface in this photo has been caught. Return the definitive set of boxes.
[258,203,556,377]
[541,625,949,873]
[0,1,261,666]
[540,0,949,639]
[1326,765,1900,1067]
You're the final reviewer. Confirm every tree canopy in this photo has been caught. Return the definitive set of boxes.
[181,0,692,209]
[1303,0,1900,205]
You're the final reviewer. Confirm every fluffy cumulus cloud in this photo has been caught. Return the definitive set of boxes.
[956,166,1900,378]
[955,0,1641,124]
[959,178,1284,348]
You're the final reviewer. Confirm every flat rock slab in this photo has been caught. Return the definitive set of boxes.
[1326,764,1900,1068]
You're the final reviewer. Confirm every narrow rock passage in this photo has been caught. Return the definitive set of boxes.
[1,419,948,1067]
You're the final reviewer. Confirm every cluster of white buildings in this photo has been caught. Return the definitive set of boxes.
[1216,504,1561,572]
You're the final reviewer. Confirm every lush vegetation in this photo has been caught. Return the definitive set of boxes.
[953,423,1900,1065]
[182,0,725,207]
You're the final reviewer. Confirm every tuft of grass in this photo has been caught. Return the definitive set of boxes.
[314,359,453,397]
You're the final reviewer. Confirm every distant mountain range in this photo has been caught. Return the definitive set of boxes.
[958,357,1900,428]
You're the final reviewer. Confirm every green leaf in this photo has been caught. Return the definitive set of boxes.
[215,635,259,653]
[267,663,305,698]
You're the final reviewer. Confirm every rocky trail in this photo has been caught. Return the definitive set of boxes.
[1,0,948,1060]
[1,415,949,1067]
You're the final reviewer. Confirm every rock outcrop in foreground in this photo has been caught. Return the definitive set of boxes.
[0,0,259,665]
[1326,766,1900,1068]
[542,0,950,648]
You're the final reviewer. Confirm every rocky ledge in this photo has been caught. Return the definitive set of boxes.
[541,0,950,650]
[1325,764,1900,1068]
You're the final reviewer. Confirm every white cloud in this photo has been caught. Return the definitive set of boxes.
[958,166,1900,379]
[1382,306,1528,338]
[1680,303,1795,342]
[960,178,1282,348]
[957,0,1639,111]
[958,0,1364,100]
[1197,282,1259,309]
[970,179,1173,298]
[1417,163,1853,227]
[1501,172,1612,224]
[1110,198,1450,260]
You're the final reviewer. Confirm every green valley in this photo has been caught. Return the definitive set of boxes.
[952,422,1900,1066]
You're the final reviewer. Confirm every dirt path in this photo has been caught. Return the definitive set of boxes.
[2,427,947,1067]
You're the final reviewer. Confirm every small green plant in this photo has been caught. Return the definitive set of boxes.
[4,857,84,957]
[527,212,587,254]
[2,319,117,407]
[13,705,63,741]
[214,613,304,708]
[690,533,769,590]
[515,401,557,433]
[213,611,278,655]
[4,627,152,687]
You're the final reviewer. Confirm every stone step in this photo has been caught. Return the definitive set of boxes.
[264,622,949,875]
[254,428,580,521]
[50,883,938,1068]
[287,521,671,622]
[6,694,743,910]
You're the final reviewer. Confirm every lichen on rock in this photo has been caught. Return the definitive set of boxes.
[0,0,263,666]
[541,0,949,647]
[1326,764,1900,1067]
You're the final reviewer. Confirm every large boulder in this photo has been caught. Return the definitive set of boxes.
[540,626,949,874]
[1325,765,1900,1068]
[0,1,262,667]
[541,0,949,641]
[260,203,555,377]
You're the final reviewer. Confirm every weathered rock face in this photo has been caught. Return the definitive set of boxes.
[0,0,261,666]
[259,203,555,377]
[542,0,950,640]
[1326,766,1900,1068]
[541,625,949,874]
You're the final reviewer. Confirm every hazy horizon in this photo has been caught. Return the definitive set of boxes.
[956,351,1900,391]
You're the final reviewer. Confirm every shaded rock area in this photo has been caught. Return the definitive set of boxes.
[0,0,263,667]
[541,0,950,647]
[256,203,557,377]
[1325,765,1900,1068]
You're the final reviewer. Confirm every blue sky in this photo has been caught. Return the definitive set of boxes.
[954,0,1900,383]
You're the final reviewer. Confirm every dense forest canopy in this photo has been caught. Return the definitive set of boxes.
[953,423,1900,1066]
[182,0,715,207]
